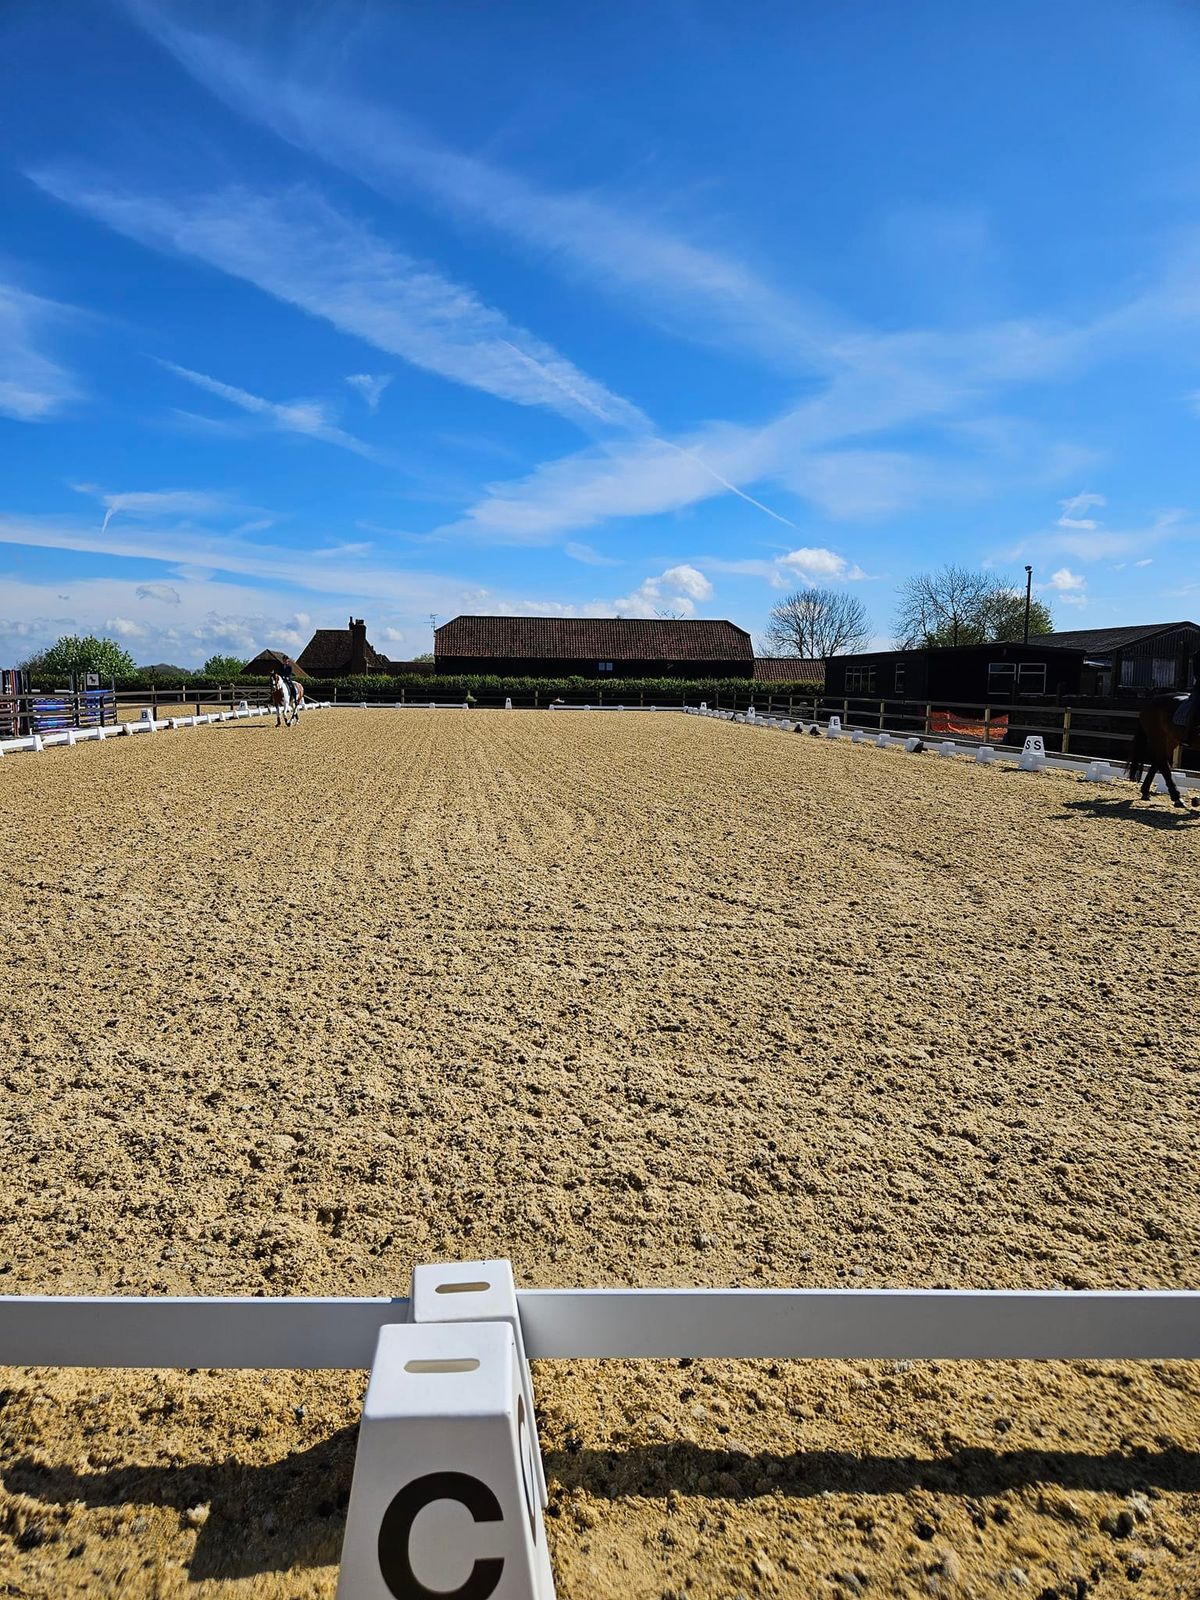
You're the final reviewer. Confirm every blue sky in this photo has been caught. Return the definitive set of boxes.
[2,0,1199,666]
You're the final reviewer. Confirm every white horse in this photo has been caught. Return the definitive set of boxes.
[270,672,303,727]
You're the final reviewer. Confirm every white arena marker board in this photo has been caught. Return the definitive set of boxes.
[2,1266,1199,1600]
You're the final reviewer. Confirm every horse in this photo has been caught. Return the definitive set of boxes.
[1127,696,1190,806]
[269,672,302,728]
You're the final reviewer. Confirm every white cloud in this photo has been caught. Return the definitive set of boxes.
[1047,567,1085,591]
[345,372,392,409]
[34,170,647,432]
[121,9,843,377]
[1135,557,1153,567]
[779,547,856,581]
[134,582,181,604]
[564,541,620,566]
[1044,567,1087,608]
[613,564,713,618]
[158,361,378,457]
[72,484,235,533]
[1056,491,1106,530]
[0,281,82,421]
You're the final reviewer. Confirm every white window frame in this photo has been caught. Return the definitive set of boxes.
[1017,662,1047,695]
[597,661,614,673]
[987,663,1016,697]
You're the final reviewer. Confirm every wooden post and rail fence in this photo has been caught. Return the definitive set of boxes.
[1,685,1192,769]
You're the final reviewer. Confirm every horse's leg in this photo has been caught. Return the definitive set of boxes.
[1141,760,1156,800]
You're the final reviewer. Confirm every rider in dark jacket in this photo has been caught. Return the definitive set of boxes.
[1176,646,1200,729]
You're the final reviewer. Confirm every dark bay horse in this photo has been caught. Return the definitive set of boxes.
[1127,697,1190,806]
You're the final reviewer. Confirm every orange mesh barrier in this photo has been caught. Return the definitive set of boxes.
[929,709,1009,742]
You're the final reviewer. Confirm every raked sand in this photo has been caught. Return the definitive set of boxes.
[1,711,1198,1597]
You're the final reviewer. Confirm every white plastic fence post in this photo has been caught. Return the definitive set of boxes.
[411,1260,547,1509]
[976,746,997,764]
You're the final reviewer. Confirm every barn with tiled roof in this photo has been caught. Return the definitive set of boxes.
[434,616,754,678]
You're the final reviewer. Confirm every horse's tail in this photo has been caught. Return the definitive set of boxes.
[1127,720,1147,783]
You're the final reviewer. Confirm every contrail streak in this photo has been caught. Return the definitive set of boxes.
[659,439,798,529]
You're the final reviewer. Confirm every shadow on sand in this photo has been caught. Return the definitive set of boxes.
[7,1435,1200,1579]
[1055,795,1200,830]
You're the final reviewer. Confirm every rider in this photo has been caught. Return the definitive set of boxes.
[1173,646,1200,731]
[278,658,299,707]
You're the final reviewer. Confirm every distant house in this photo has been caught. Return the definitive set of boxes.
[753,657,825,685]
[434,617,754,678]
[298,617,392,678]
[241,649,307,679]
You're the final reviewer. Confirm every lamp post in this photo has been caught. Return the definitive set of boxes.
[1023,566,1033,644]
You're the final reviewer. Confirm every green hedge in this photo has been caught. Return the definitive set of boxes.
[35,669,822,699]
[293,672,823,701]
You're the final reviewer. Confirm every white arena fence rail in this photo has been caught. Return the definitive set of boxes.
[684,705,1200,790]
[1,1262,1198,1599]
[0,700,333,758]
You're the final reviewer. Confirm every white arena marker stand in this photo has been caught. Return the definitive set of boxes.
[1019,735,1046,773]
[699,701,707,711]
[337,1321,554,1600]
[826,715,841,738]
[505,698,513,711]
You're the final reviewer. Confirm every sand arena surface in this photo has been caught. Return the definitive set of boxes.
[1,710,1198,1598]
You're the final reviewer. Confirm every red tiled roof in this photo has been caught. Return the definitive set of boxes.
[297,628,390,673]
[435,616,752,662]
[753,657,825,682]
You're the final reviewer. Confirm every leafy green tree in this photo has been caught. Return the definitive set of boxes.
[38,635,136,681]
[983,588,1055,643]
[202,654,247,679]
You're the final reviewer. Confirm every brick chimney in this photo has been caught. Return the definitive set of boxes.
[348,617,368,674]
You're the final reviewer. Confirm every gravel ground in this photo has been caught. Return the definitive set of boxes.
[0,710,1198,1599]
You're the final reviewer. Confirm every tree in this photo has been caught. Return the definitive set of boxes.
[762,588,872,662]
[981,587,1055,643]
[37,635,136,681]
[894,565,1054,648]
[203,654,247,679]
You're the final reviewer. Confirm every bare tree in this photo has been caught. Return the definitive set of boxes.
[894,565,993,648]
[763,588,872,661]
[894,565,1054,647]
